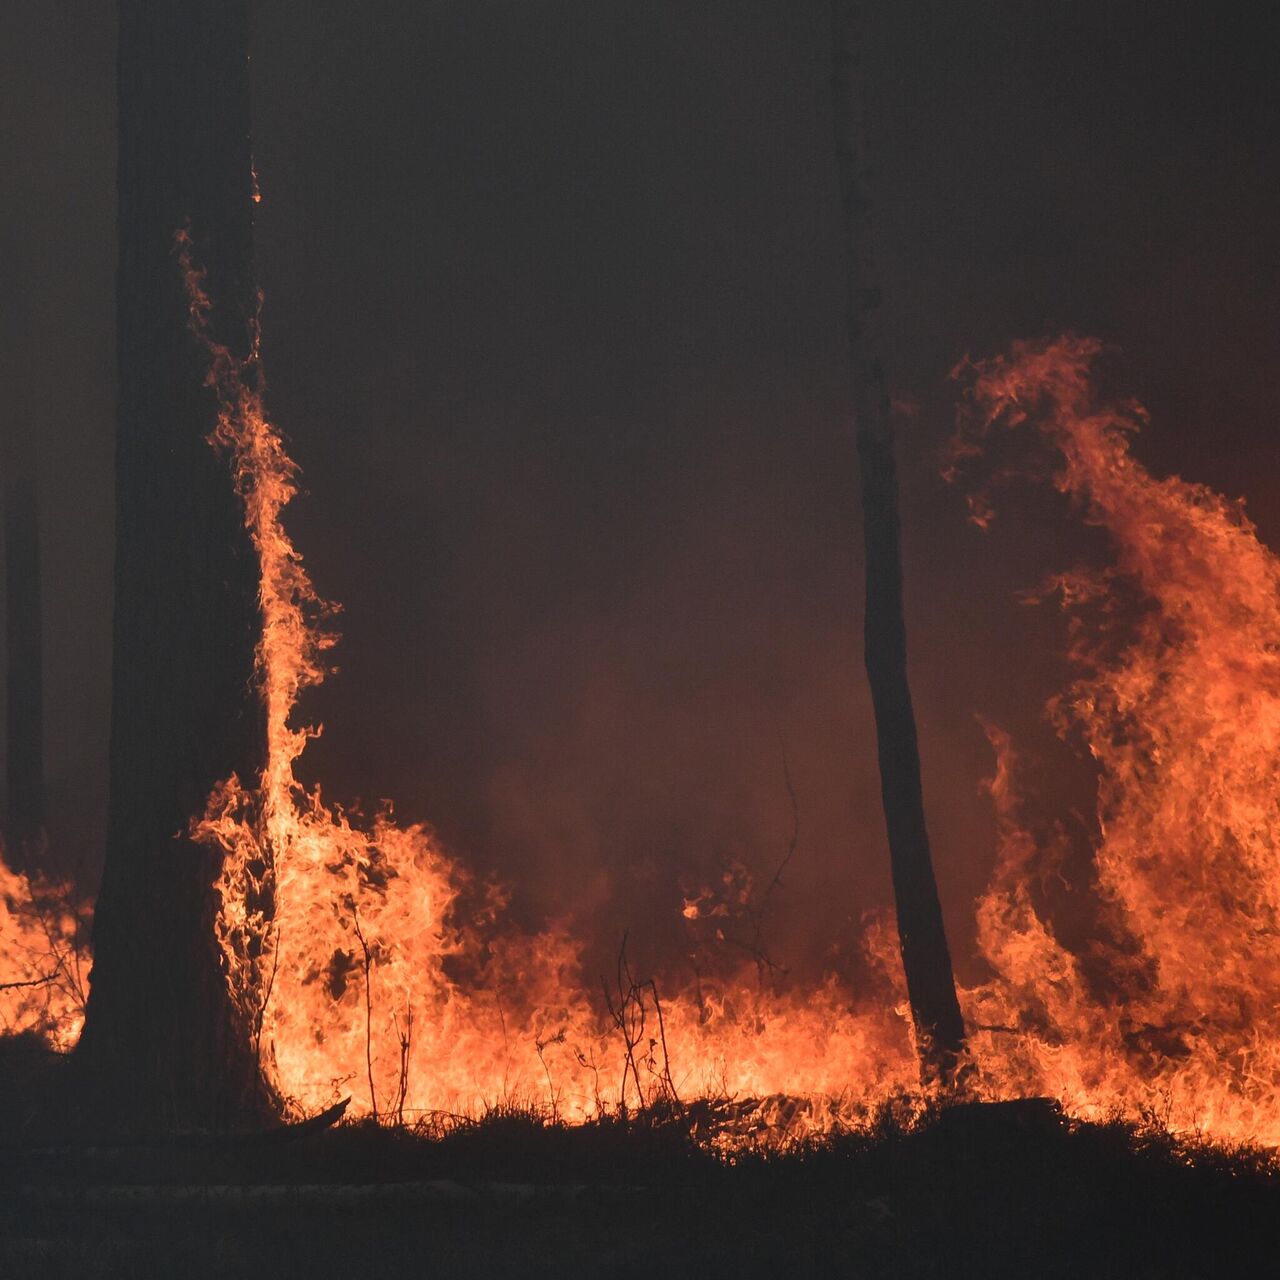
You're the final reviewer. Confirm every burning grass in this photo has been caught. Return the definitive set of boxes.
[181,314,1280,1148]
[7,279,1280,1155]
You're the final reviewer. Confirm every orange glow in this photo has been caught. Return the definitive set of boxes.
[0,860,87,1051]
[954,336,1280,1145]
[177,233,921,1132]
[170,298,1280,1143]
[5,276,1278,1147]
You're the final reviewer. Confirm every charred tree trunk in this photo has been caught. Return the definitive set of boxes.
[4,468,46,870]
[74,0,273,1130]
[829,0,967,1084]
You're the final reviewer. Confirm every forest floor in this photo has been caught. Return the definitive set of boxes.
[2,1045,1278,1278]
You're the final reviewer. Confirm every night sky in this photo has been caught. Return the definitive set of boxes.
[2,2,1277,984]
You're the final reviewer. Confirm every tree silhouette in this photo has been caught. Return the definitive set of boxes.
[75,0,273,1129]
[829,0,967,1084]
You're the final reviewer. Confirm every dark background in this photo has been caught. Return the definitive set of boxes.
[2,1,1277,984]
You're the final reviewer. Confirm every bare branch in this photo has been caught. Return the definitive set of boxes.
[0,972,57,992]
[350,904,378,1122]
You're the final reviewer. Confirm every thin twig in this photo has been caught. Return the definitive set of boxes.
[534,1027,566,1122]
[742,732,802,986]
[0,973,56,992]
[763,731,802,906]
[350,905,378,1122]
[392,1000,413,1126]
[602,930,646,1110]
[645,977,681,1108]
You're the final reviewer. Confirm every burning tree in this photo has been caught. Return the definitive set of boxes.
[73,0,274,1129]
[828,0,967,1083]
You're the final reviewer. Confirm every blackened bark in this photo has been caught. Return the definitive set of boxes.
[74,0,273,1129]
[4,469,45,869]
[829,0,967,1083]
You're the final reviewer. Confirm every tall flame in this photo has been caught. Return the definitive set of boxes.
[184,289,1280,1142]
[955,336,1280,1145]
[179,238,919,1129]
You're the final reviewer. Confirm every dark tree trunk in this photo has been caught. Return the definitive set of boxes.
[829,0,967,1084]
[4,468,46,870]
[74,0,273,1130]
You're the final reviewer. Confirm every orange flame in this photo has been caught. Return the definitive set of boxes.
[0,859,87,1051]
[176,233,922,1130]
[954,336,1280,1144]
[182,289,1280,1142]
[8,257,1278,1149]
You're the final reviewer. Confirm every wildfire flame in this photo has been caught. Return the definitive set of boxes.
[5,276,1278,1147]
[176,238,918,1130]
[0,860,87,1051]
[954,335,1280,1145]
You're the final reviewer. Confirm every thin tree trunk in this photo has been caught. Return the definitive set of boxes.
[829,0,967,1084]
[74,0,273,1130]
[4,468,45,870]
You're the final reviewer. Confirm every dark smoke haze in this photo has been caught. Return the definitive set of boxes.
[2,2,1277,985]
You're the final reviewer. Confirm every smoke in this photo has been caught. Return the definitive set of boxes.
[2,1,1276,1112]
